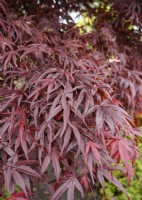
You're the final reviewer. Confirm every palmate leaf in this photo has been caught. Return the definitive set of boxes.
[86,141,102,166]
[80,175,91,193]
[97,168,129,199]
[51,177,84,200]
[4,164,40,195]
[0,36,14,52]
[107,137,137,177]
[86,100,133,134]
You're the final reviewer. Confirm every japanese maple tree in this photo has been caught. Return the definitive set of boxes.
[0,0,142,199]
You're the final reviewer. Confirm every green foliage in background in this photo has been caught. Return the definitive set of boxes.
[100,142,142,200]
[0,191,10,200]
[76,14,95,33]
[0,186,19,200]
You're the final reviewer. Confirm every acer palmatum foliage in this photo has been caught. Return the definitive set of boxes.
[0,1,141,200]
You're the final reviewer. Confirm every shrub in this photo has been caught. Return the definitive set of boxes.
[0,1,142,200]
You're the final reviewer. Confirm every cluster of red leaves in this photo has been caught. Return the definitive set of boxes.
[83,0,142,117]
[0,1,141,200]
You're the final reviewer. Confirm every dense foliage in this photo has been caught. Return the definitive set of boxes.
[0,0,142,199]
[99,142,142,200]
